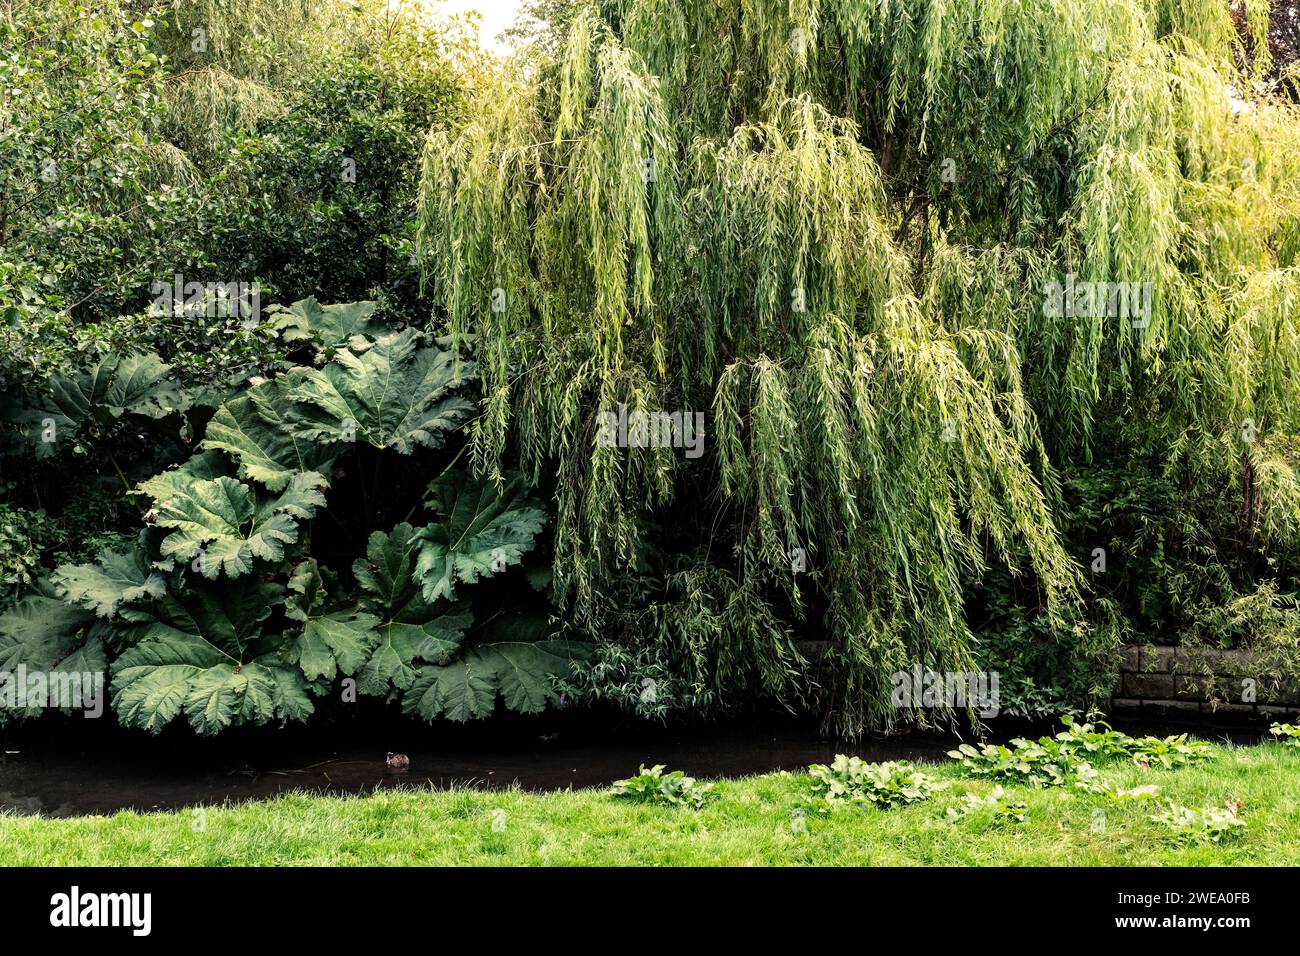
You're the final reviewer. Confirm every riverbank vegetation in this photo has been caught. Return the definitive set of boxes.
[4,735,1298,865]
[4,0,1300,741]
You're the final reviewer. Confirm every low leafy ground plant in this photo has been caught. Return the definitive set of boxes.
[1148,802,1247,845]
[610,765,716,810]
[1126,734,1215,769]
[949,717,1215,790]
[1269,722,1300,747]
[1105,784,1161,802]
[807,755,946,810]
[1051,718,1139,758]
[947,738,1099,790]
[1055,717,1213,767]
[945,786,1028,825]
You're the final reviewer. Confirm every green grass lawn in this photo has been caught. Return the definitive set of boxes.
[4,741,1299,866]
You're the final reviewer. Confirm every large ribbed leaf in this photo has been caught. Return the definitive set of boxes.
[203,377,337,492]
[51,543,167,618]
[12,353,187,457]
[414,471,547,602]
[110,579,311,734]
[48,353,185,425]
[0,587,109,722]
[0,591,97,672]
[354,522,425,619]
[283,560,379,682]
[136,450,235,510]
[288,329,477,453]
[357,612,471,694]
[402,639,591,722]
[152,472,327,578]
[293,613,379,682]
[270,297,387,353]
[350,524,471,693]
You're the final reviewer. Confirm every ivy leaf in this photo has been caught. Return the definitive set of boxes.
[414,471,547,602]
[153,472,327,578]
[203,377,337,492]
[51,544,167,618]
[403,639,591,722]
[288,329,477,453]
[270,297,387,353]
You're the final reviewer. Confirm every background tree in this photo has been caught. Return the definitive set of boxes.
[420,0,1300,735]
[0,0,474,601]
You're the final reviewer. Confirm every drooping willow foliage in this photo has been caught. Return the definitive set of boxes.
[418,0,1300,735]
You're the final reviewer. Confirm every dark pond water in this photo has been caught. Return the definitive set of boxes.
[0,708,1271,818]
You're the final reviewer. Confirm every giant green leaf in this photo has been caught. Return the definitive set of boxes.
[13,353,187,456]
[203,377,337,492]
[283,559,379,682]
[402,640,591,722]
[270,297,387,353]
[136,450,235,510]
[357,612,470,695]
[353,522,425,619]
[0,591,97,672]
[51,544,167,618]
[294,613,379,682]
[152,472,327,578]
[414,471,547,602]
[288,329,477,453]
[110,578,311,734]
[348,524,471,694]
[49,353,186,425]
[0,589,107,722]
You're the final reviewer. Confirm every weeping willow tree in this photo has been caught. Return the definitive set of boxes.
[418,0,1300,735]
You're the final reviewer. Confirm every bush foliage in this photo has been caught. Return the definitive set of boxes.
[5,0,1300,736]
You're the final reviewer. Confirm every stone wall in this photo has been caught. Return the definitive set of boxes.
[1112,644,1300,718]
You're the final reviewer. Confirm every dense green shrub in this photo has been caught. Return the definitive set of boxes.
[0,299,588,734]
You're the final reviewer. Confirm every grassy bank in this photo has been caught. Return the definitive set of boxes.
[3,740,1299,866]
